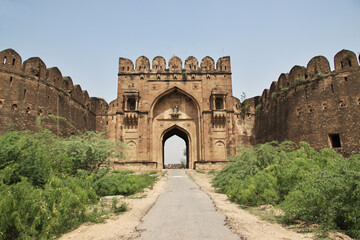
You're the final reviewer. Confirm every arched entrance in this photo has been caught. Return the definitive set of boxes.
[162,125,190,168]
[150,87,201,169]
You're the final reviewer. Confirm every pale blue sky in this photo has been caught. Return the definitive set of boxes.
[1,0,359,164]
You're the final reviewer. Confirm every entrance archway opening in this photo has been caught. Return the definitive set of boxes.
[162,127,189,169]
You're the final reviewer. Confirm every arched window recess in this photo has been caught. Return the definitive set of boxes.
[123,90,140,112]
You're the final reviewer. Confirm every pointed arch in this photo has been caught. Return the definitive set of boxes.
[161,125,191,168]
[149,86,201,119]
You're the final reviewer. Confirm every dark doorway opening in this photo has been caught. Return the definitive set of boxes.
[329,133,341,148]
[162,126,189,169]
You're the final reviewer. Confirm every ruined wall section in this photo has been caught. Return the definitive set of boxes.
[253,49,360,156]
[0,49,108,135]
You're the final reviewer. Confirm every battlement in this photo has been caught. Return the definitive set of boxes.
[118,56,231,74]
[0,48,108,134]
[0,49,108,114]
[252,49,360,156]
[258,49,359,105]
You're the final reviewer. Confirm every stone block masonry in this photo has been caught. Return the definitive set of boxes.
[0,48,359,170]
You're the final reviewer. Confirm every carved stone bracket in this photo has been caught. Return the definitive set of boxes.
[124,112,138,127]
[212,110,226,126]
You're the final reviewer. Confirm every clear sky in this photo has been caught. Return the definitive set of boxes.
[1,0,359,164]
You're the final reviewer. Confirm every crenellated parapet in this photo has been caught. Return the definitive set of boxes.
[257,49,359,107]
[252,49,360,156]
[118,55,231,74]
[0,48,109,134]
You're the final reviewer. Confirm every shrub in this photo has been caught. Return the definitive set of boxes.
[213,141,360,238]
[271,92,278,101]
[0,130,157,239]
[93,172,157,197]
[255,103,262,114]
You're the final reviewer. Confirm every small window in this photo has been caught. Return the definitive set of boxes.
[122,67,125,71]
[127,66,129,71]
[308,105,313,113]
[322,102,327,110]
[12,58,15,65]
[10,77,13,84]
[339,100,346,107]
[3,57,6,64]
[224,66,227,70]
[127,98,136,111]
[296,106,302,115]
[329,134,341,148]
[23,89,26,100]
[344,77,348,81]
[348,59,352,67]
[340,61,344,68]
[215,98,223,110]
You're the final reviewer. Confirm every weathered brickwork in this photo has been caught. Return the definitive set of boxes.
[105,55,243,170]
[0,49,108,135]
[0,48,359,169]
[252,49,360,156]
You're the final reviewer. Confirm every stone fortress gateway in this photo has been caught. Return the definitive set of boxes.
[108,55,238,170]
[0,49,359,170]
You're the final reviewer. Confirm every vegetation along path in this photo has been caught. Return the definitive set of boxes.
[135,169,240,240]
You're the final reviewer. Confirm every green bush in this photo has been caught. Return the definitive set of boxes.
[93,172,157,196]
[0,130,156,239]
[213,141,360,238]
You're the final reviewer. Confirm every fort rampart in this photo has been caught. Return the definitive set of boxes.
[0,49,108,135]
[248,49,360,156]
[0,48,358,166]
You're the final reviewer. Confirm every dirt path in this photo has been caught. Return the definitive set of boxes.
[135,169,240,240]
[58,172,167,240]
[59,169,351,240]
[186,170,314,240]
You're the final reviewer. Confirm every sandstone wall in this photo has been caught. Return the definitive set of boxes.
[0,49,108,135]
[252,49,360,156]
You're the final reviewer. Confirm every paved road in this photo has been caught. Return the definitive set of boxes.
[136,169,240,240]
